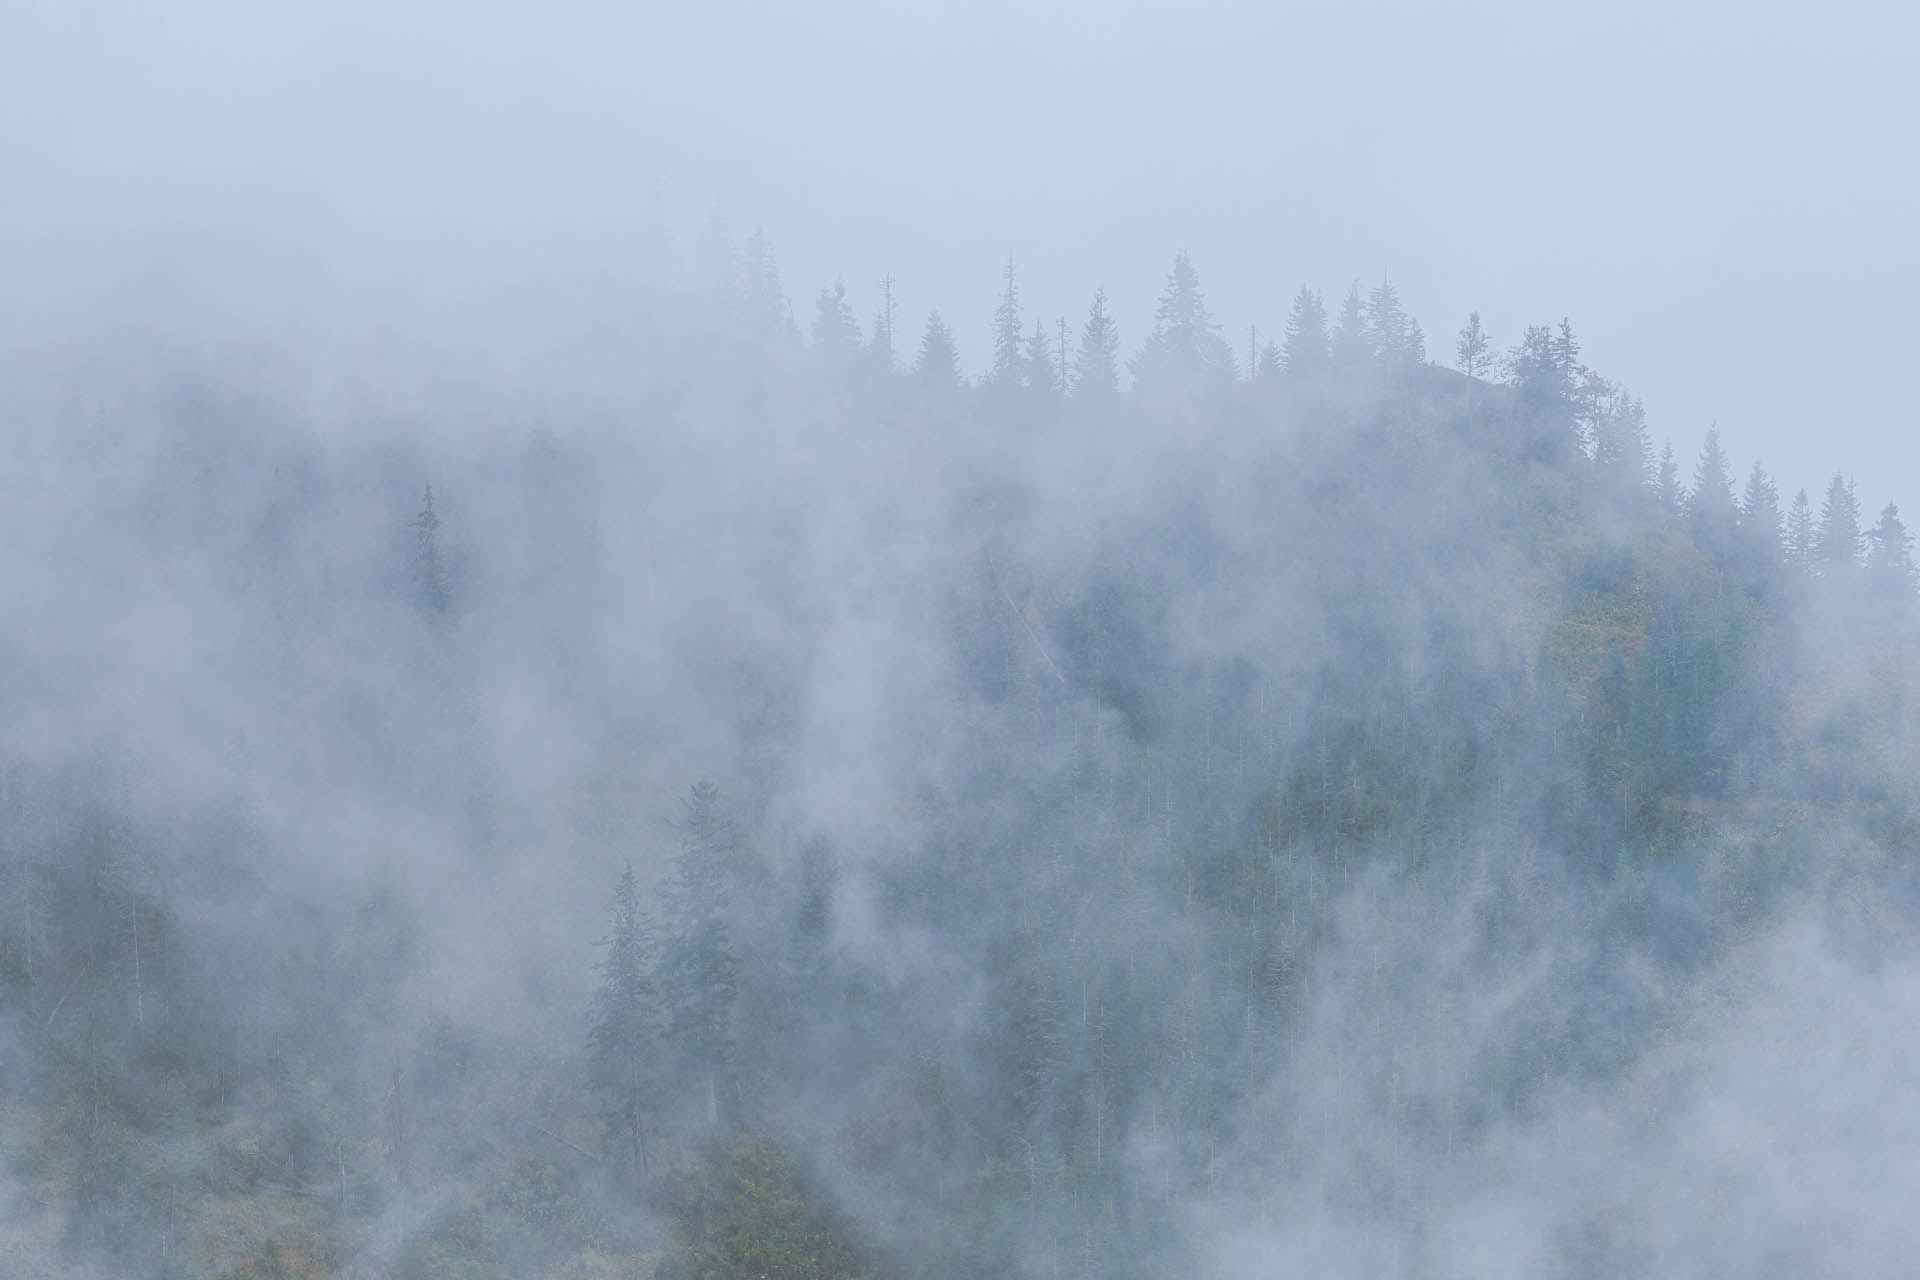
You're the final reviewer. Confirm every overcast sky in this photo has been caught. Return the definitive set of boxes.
[6,0,1916,505]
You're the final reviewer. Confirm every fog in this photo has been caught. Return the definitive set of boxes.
[11,0,1920,499]
[3,3,1919,1277]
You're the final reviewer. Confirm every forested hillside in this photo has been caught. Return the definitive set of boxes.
[3,242,1918,1279]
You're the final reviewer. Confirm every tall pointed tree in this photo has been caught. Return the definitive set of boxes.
[1865,502,1916,592]
[1817,473,1862,571]
[412,485,452,621]
[741,227,797,344]
[1025,317,1056,396]
[1655,442,1680,513]
[1330,282,1371,375]
[1073,287,1122,396]
[1255,337,1283,380]
[1786,489,1816,570]
[915,310,962,390]
[1365,276,1421,369]
[1739,460,1783,570]
[989,256,1025,389]
[1687,425,1738,555]
[810,280,861,354]
[589,864,660,1182]
[1131,250,1234,388]
[1592,389,1651,498]
[659,780,742,1129]
[1281,286,1330,379]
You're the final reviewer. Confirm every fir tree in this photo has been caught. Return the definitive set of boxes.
[1073,287,1122,396]
[1131,250,1234,388]
[989,256,1024,389]
[1739,460,1783,569]
[915,310,962,390]
[589,864,660,1181]
[1365,276,1420,369]
[810,280,861,353]
[1817,473,1862,571]
[1591,389,1650,498]
[1687,425,1738,555]
[1655,442,1680,512]
[741,227,796,343]
[867,274,897,375]
[412,485,452,620]
[1330,282,1371,375]
[659,780,742,1129]
[1255,337,1283,380]
[1866,502,1916,592]
[1026,317,1056,395]
[1281,286,1330,379]
[1786,489,1816,570]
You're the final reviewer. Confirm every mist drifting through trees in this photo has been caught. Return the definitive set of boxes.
[2,228,1918,1278]
[7,5,1920,1278]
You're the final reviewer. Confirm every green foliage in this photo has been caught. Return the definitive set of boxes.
[660,1138,884,1280]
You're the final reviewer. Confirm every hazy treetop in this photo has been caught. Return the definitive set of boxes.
[5,0,1918,498]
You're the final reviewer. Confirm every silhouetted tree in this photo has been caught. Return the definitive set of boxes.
[412,485,452,620]
[1330,282,1371,375]
[989,256,1024,389]
[916,310,962,390]
[1865,502,1915,592]
[589,864,659,1182]
[1074,287,1122,396]
[1656,443,1680,512]
[1455,312,1493,380]
[1026,317,1056,396]
[660,781,742,1129]
[741,227,796,343]
[1366,277,1423,368]
[1817,473,1862,571]
[1739,460,1783,571]
[1591,387,1650,499]
[1786,488,1816,570]
[810,281,861,354]
[1687,425,1738,557]
[1131,250,1234,388]
[1282,286,1330,379]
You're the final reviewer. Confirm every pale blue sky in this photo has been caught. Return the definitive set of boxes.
[5,0,1916,504]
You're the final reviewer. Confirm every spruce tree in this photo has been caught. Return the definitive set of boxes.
[1739,460,1783,569]
[1817,473,1862,571]
[1786,489,1816,570]
[810,280,861,353]
[1365,276,1421,369]
[1865,502,1914,591]
[1130,250,1235,389]
[1073,287,1121,396]
[1281,286,1330,379]
[916,310,962,390]
[1255,337,1283,380]
[1656,442,1680,512]
[659,780,742,1129]
[1330,282,1371,375]
[411,485,452,620]
[989,256,1024,389]
[1591,390,1650,498]
[1026,317,1056,395]
[741,227,797,343]
[1687,425,1738,555]
[589,864,660,1181]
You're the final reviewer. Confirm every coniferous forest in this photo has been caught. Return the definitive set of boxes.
[4,238,1920,1279]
